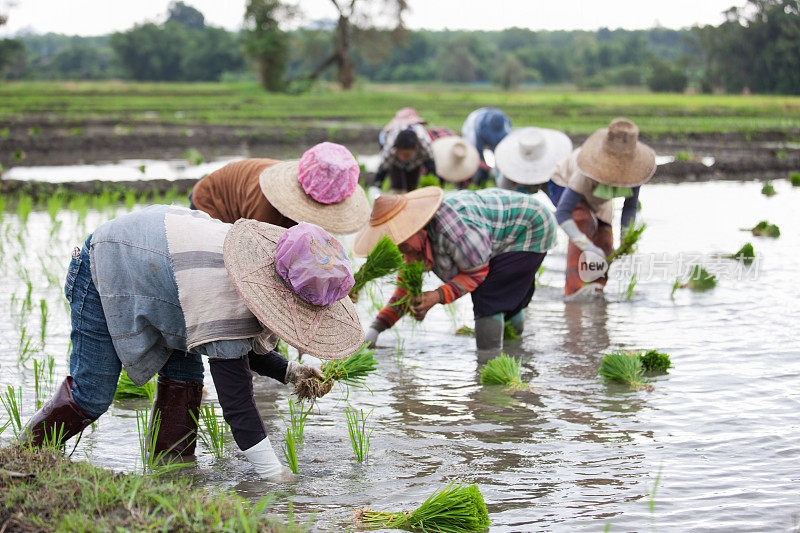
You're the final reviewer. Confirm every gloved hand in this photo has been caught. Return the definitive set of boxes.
[243,437,289,480]
[560,219,606,257]
[284,361,324,385]
[365,326,380,348]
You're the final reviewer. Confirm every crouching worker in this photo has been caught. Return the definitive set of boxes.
[22,206,364,480]
[354,187,557,351]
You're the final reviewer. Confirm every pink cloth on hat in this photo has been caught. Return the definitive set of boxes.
[275,222,355,306]
[297,142,359,205]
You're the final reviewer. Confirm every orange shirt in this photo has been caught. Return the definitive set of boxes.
[191,158,296,227]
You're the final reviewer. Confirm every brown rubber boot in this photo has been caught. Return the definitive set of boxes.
[148,376,203,457]
[23,376,96,447]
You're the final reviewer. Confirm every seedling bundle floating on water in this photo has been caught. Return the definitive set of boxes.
[293,344,378,401]
[598,349,673,390]
[790,172,800,187]
[356,482,490,533]
[761,181,776,196]
[725,242,756,264]
[349,235,404,299]
[480,354,527,391]
[638,350,672,372]
[608,223,646,263]
[743,220,780,238]
[673,265,717,294]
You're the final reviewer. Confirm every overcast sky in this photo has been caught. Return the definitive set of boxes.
[1,0,747,37]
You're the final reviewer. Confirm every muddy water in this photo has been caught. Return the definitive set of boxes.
[1,181,798,532]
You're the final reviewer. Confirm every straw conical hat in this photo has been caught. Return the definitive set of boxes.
[576,118,656,187]
[352,186,444,257]
[431,136,480,183]
[494,127,573,185]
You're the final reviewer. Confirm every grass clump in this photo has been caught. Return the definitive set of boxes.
[349,235,404,299]
[0,445,294,532]
[608,222,646,262]
[761,181,776,196]
[725,242,756,264]
[480,354,527,390]
[345,406,374,462]
[293,344,378,401]
[356,481,490,533]
[598,350,648,390]
[114,369,155,402]
[639,350,672,372]
[790,171,800,187]
[746,220,780,238]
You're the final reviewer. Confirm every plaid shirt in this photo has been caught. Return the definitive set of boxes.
[426,189,558,281]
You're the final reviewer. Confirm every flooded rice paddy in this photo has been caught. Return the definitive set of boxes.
[1,179,798,531]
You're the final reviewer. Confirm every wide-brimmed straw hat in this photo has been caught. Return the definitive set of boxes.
[224,220,364,360]
[260,142,370,234]
[352,186,444,257]
[431,136,480,183]
[576,118,656,187]
[494,127,573,185]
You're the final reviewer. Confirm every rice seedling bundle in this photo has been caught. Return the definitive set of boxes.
[790,172,800,187]
[761,181,776,196]
[345,406,373,462]
[480,354,526,390]
[395,260,425,312]
[746,220,780,238]
[503,321,520,340]
[685,265,717,292]
[597,351,647,390]
[349,236,404,298]
[194,404,227,459]
[417,174,440,188]
[608,223,646,262]
[455,325,475,336]
[725,242,755,264]
[282,427,299,474]
[356,482,490,533]
[115,369,156,402]
[638,350,672,372]
[293,344,378,401]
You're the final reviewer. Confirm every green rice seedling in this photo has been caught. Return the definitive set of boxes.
[46,194,65,222]
[193,404,227,459]
[39,299,48,343]
[282,427,299,474]
[608,223,646,262]
[725,242,755,264]
[124,190,137,210]
[279,398,311,446]
[345,406,373,462]
[670,278,681,298]
[294,344,378,401]
[18,326,38,363]
[356,481,490,533]
[395,260,425,312]
[761,181,776,197]
[135,409,189,475]
[29,125,41,136]
[68,195,90,222]
[638,350,672,372]
[790,171,800,187]
[455,325,474,336]
[597,350,648,390]
[40,422,68,449]
[685,265,717,291]
[69,127,83,136]
[480,354,526,390]
[114,369,156,402]
[349,236,404,299]
[1,386,23,438]
[33,359,46,410]
[16,194,33,225]
[621,274,637,301]
[417,174,440,188]
[503,321,520,340]
[13,149,26,163]
[183,148,204,165]
[745,220,780,238]
[138,164,146,174]
[275,339,289,359]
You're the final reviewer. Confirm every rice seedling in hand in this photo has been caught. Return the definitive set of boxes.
[745,220,780,238]
[193,404,227,459]
[345,406,374,462]
[395,260,425,312]
[608,223,646,262]
[282,427,299,474]
[639,350,672,372]
[356,481,490,533]
[761,181,776,196]
[790,172,800,187]
[115,369,156,402]
[293,344,378,402]
[349,236,404,300]
[480,354,527,390]
[417,174,440,188]
[597,351,648,390]
[1,386,23,439]
[725,242,755,264]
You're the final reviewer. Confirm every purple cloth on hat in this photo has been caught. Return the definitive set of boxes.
[274,222,355,306]
[297,142,360,205]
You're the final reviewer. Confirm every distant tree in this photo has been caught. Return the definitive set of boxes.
[646,57,688,92]
[243,0,292,91]
[181,26,244,81]
[167,1,206,30]
[0,38,24,79]
[494,54,525,90]
[111,23,185,81]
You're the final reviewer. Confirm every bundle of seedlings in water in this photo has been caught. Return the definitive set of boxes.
[279,398,312,446]
[725,242,755,264]
[345,406,374,462]
[480,354,527,391]
[607,223,646,262]
[349,235,404,299]
[682,265,717,292]
[744,220,780,238]
[114,369,155,402]
[192,404,228,459]
[597,350,649,390]
[761,181,776,196]
[503,321,520,340]
[282,427,299,474]
[790,172,800,187]
[395,260,425,312]
[293,344,378,401]
[455,325,475,336]
[638,350,672,373]
[356,481,490,533]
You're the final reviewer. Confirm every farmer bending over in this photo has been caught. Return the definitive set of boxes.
[461,107,512,186]
[22,206,364,481]
[190,142,369,235]
[356,187,557,351]
[374,127,436,192]
[552,118,655,299]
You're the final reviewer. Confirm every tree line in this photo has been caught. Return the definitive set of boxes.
[0,0,798,95]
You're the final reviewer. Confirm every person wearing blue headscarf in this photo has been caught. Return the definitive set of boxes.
[461,107,512,185]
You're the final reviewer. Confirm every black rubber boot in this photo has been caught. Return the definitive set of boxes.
[148,376,203,457]
[22,376,95,447]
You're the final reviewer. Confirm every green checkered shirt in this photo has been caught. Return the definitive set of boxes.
[426,189,558,281]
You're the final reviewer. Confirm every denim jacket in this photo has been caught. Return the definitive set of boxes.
[87,205,259,386]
